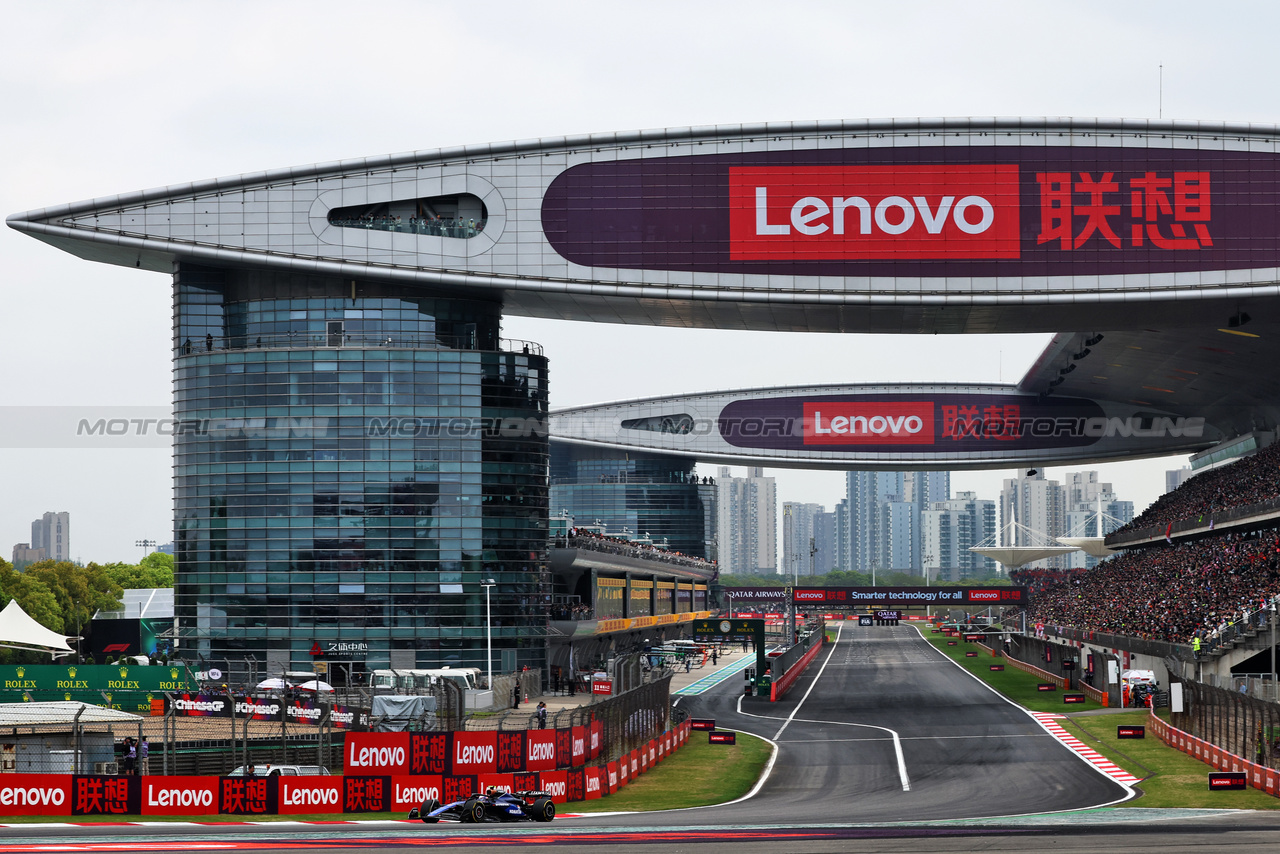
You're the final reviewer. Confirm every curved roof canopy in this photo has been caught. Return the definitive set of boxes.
[11,117,1280,452]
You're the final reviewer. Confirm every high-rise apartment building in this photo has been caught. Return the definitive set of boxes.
[782,502,823,578]
[1166,467,1194,493]
[812,509,837,576]
[921,491,997,581]
[1000,473,1067,569]
[716,467,777,575]
[30,512,70,563]
[842,471,949,575]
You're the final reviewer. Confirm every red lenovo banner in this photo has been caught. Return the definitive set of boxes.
[589,721,603,759]
[539,770,568,803]
[496,731,525,774]
[0,775,71,816]
[451,732,498,775]
[477,773,513,795]
[391,775,443,810]
[525,730,558,773]
[584,767,604,800]
[803,402,934,446]
[606,761,618,794]
[728,165,1021,260]
[141,776,218,816]
[409,733,448,775]
[345,732,409,775]
[278,777,342,815]
[570,726,587,767]
[619,756,630,786]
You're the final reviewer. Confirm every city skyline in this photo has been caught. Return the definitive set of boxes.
[5,3,1269,561]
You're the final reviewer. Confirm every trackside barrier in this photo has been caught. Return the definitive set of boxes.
[1148,710,1279,798]
[1077,680,1109,707]
[0,720,695,817]
[770,627,826,702]
[998,654,1069,689]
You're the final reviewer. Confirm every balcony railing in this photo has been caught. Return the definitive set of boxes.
[177,333,542,358]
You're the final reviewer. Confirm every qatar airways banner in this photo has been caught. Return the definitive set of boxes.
[716,394,1204,453]
[541,147,1270,277]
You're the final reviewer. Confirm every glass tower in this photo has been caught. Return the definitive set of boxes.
[172,264,549,677]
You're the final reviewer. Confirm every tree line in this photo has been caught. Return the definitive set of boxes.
[0,552,174,662]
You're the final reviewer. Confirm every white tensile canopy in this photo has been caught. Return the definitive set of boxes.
[1055,536,1118,558]
[0,599,76,656]
[970,545,1081,570]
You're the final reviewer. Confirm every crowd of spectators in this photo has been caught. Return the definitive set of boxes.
[560,529,718,574]
[550,602,593,621]
[1112,441,1280,537]
[1012,527,1280,645]
[328,214,485,239]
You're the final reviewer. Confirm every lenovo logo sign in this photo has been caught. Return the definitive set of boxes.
[729,165,1020,260]
[803,402,935,445]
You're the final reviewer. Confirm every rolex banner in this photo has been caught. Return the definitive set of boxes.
[0,664,193,714]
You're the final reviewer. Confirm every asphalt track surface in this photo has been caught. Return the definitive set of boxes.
[3,625,1279,852]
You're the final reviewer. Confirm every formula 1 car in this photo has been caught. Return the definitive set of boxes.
[407,789,556,823]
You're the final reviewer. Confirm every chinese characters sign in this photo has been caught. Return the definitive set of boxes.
[543,148,1274,278]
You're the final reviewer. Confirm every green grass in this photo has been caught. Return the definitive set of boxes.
[923,632,1106,713]
[923,629,1280,810]
[1062,711,1280,810]
[573,732,773,812]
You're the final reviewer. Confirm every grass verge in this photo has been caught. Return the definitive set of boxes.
[573,731,773,812]
[923,632,1106,714]
[1062,711,1280,810]
[923,628,1280,810]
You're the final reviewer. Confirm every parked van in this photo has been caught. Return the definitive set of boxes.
[227,764,330,776]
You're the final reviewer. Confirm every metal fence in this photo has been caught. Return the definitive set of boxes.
[1170,674,1280,767]
[460,673,673,763]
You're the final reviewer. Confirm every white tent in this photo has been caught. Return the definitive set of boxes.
[0,599,76,656]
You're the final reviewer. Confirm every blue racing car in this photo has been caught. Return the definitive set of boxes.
[407,787,556,823]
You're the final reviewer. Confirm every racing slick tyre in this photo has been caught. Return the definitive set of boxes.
[418,798,440,823]
[460,797,486,823]
[532,797,555,822]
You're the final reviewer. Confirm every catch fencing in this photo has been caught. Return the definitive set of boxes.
[1169,674,1280,767]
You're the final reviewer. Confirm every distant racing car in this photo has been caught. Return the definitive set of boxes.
[407,788,556,823]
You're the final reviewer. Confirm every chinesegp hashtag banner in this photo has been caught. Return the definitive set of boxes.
[168,693,366,729]
[0,720,696,816]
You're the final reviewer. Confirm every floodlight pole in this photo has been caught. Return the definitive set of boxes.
[481,579,496,691]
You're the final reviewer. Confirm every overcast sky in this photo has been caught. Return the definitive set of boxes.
[3,1,1276,562]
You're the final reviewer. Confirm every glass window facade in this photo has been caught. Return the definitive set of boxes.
[172,265,549,675]
[549,444,715,559]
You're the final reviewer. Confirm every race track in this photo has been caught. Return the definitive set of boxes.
[0,625,1242,851]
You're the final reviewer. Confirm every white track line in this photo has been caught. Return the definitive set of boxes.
[738,623,912,793]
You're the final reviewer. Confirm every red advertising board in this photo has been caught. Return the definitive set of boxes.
[606,761,618,794]
[390,775,443,810]
[278,777,343,815]
[619,757,630,786]
[590,721,603,759]
[584,767,604,800]
[0,775,71,816]
[728,165,1021,261]
[451,731,498,776]
[570,726,587,767]
[525,730,558,773]
[591,679,612,695]
[342,776,390,813]
[476,773,513,795]
[803,402,934,446]
[141,776,218,816]
[72,775,139,816]
[538,770,568,803]
[344,732,409,775]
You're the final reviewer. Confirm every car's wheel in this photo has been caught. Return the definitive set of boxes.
[532,797,555,822]
[460,797,486,823]
[419,798,440,823]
